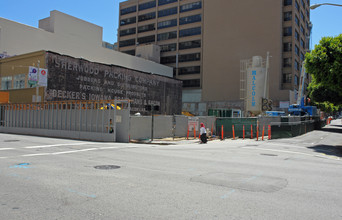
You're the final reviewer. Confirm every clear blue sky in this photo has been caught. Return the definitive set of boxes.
[1,0,341,47]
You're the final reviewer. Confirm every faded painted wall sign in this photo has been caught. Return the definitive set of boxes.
[45,52,182,115]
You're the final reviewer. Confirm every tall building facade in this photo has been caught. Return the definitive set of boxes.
[118,0,311,115]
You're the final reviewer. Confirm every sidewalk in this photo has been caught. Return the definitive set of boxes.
[130,135,270,145]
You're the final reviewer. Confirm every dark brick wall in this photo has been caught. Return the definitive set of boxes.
[45,52,182,115]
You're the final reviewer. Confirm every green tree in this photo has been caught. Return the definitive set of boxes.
[305,34,342,110]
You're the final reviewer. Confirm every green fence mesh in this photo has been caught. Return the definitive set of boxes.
[216,117,325,139]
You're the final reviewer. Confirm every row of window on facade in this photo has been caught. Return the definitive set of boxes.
[283,11,311,34]
[121,1,201,16]
[161,53,200,64]
[182,79,200,88]
[122,40,200,57]
[120,14,201,37]
[282,73,300,86]
[121,3,201,27]
[119,27,201,47]
[284,0,310,12]
[283,42,306,60]
[283,27,308,49]
[0,74,30,90]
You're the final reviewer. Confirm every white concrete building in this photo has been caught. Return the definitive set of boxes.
[0,10,172,77]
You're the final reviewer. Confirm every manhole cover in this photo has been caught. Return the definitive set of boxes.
[94,165,120,170]
[4,140,20,142]
[261,153,278,157]
[245,144,258,147]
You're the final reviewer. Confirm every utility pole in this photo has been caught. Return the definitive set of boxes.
[35,60,40,102]
[264,52,270,99]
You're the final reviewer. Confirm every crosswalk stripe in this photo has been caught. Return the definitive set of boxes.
[25,143,90,149]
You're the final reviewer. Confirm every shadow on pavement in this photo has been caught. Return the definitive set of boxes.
[330,124,342,128]
[308,144,342,157]
[320,126,342,134]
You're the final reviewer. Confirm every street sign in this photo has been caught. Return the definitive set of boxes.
[28,66,38,86]
[188,117,199,131]
[38,68,48,86]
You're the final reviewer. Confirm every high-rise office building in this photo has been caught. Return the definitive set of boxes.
[118,0,311,115]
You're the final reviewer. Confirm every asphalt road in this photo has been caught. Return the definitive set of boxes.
[0,120,341,220]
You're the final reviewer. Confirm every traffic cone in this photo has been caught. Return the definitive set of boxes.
[232,125,235,140]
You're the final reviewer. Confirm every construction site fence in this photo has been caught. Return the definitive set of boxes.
[0,100,130,142]
[216,116,325,139]
[130,115,216,140]
[0,102,326,141]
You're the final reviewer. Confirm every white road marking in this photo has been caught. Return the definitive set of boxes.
[51,148,98,155]
[25,143,90,149]
[0,148,14,151]
[22,153,51,157]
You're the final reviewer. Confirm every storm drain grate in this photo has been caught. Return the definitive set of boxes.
[4,140,20,142]
[260,153,278,157]
[94,165,121,170]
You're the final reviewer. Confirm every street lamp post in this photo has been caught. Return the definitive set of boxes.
[310,3,342,10]
[35,60,40,102]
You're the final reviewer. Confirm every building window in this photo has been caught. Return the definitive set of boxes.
[157,31,177,41]
[294,75,299,86]
[295,15,299,26]
[158,7,178,17]
[306,9,309,18]
[179,53,201,62]
[178,66,200,75]
[158,0,177,6]
[138,24,155,33]
[138,12,156,22]
[300,52,305,61]
[120,27,136,37]
[120,6,137,15]
[182,79,200,88]
[120,17,136,26]
[282,73,292,83]
[139,0,156,11]
[300,38,305,48]
[295,1,300,11]
[161,55,176,64]
[295,30,299,41]
[1,76,12,90]
[284,0,292,6]
[301,0,305,8]
[283,42,292,52]
[179,14,202,25]
[160,43,177,52]
[137,35,155,44]
[179,40,201,50]
[179,27,201,37]
[300,11,305,22]
[13,74,26,89]
[158,19,177,29]
[283,57,292,67]
[122,50,135,56]
[119,39,136,47]
[295,45,299,56]
[180,1,202,13]
[295,59,300,71]
[300,25,305,35]
[283,27,292,36]
[284,12,292,21]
